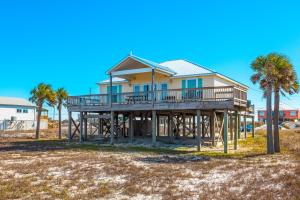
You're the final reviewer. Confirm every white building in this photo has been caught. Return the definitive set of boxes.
[0,97,48,131]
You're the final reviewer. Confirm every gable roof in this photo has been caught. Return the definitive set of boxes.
[0,97,35,107]
[106,54,176,75]
[101,54,248,88]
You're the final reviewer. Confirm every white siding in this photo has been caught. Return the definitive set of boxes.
[0,105,36,121]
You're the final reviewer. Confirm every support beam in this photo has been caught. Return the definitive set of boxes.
[252,116,255,138]
[84,112,88,141]
[68,111,72,142]
[238,114,241,139]
[193,115,196,138]
[98,117,102,135]
[234,111,238,150]
[157,115,160,137]
[201,115,205,138]
[110,111,114,144]
[244,114,247,139]
[122,114,125,138]
[183,113,186,137]
[79,112,83,143]
[210,112,215,146]
[129,112,134,143]
[196,110,201,151]
[152,110,157,145]
[230,113,233,140]
[224,110,228,153]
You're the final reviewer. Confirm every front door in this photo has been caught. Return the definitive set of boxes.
[111,86,118,103]
[187,79,196,99]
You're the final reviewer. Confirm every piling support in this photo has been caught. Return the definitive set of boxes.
[129,112,134,143]
[84,112,87,141]
[68,111,72,142]
[252,116,255,137]
[152,110,157,145]
[110,111,115,144]
[211,111,215,146]
[224,110,228,153]
[79,112,83,143]
[196,110,201,151]
[234,111,238,150]
[244,114,247,139]
[238,113,241,139]
[183,113,186,137]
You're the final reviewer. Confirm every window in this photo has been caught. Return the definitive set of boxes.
[16,109,22,113]
[133,85,140,94]
[161,83,168,100]
[279,111,284,117]
[23,109,28,113]
[259,111,265,117]
[290,111,297,117]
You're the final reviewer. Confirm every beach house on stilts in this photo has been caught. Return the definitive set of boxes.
[67,53,254,153]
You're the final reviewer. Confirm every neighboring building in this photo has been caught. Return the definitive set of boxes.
[67,54,254,153]
[258,109,300,123]
[0,97,48,131]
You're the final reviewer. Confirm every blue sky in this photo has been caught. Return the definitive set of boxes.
[0,0,300,119]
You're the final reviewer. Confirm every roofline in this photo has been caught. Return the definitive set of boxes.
[215,73,249,89]
[171,73,216,78]
[97,80,129,85]
[0,103,36,108]
[182,59,216,73]
[106,54,176,75]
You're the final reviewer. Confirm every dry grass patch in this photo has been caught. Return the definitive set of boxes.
[0,129,299,199]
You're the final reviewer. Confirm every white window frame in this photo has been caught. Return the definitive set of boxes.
[185,78,198,88]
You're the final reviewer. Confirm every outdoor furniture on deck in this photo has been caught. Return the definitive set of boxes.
[126,94,150,103]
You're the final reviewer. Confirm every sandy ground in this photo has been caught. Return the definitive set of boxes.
[0,130,299,200]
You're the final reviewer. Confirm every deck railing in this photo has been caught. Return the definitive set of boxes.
[67,86,247,107]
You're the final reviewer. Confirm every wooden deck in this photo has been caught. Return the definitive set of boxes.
[67,86,247,112]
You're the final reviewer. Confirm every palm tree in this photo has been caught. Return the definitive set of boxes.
[29,83,56,139]
[56,88,68,139]
[251,55,276,154]
[270,54,299,152]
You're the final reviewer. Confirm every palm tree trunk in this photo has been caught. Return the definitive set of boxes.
[266,84,274,154]
[36,104,42,139]
[58,105,62,139]
[274,88,280,152]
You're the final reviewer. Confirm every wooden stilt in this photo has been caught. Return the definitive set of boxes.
[234,111,238,150]
[163,117,166,135]
[196,110,201,151]
[110,111,114,144]
[79,112,83,143]
[238,113,241,139]
[157,115,160,137]
[201,115,205,138]
[84,112,88,141]
[252,116,255,137]
[183,113,186,138]
[152,110,157,145]
[99,117,103,142]
[122,114,125,137]
[224,110,228,153]
[68,111,72,142]
[129,112,134,142]
[193,115,196,138]
[230,113,233,140]
[244,114,247,139]
[211,112,215,146]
